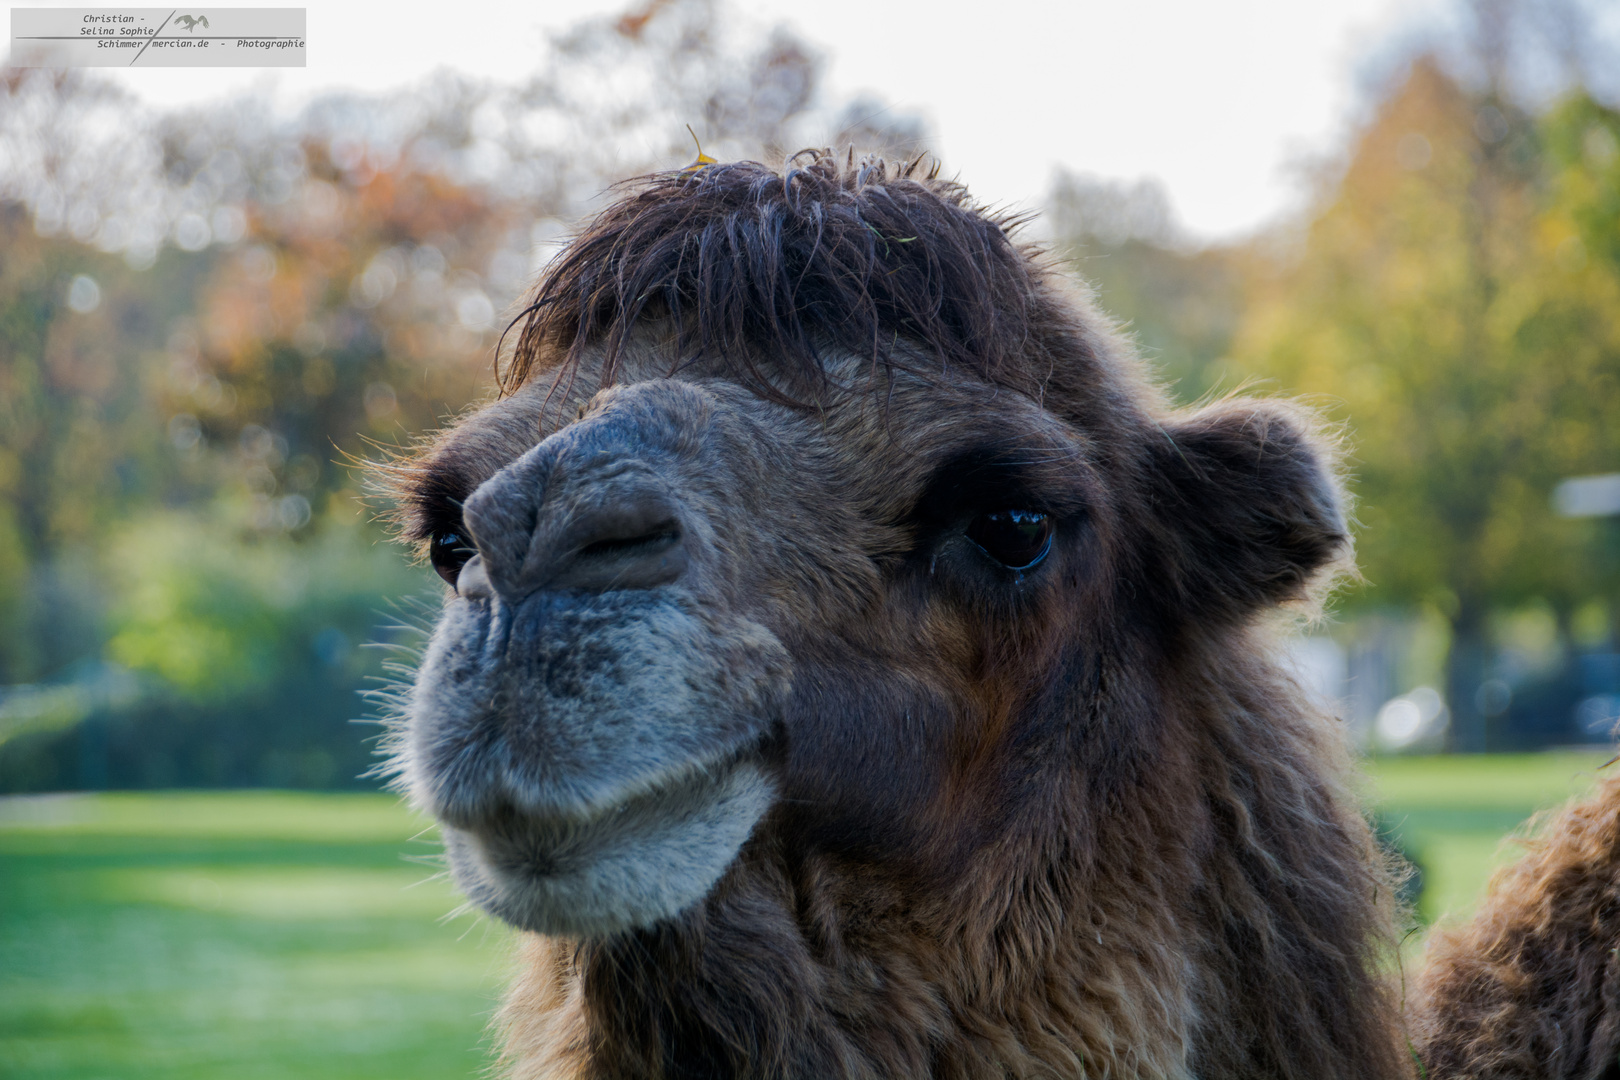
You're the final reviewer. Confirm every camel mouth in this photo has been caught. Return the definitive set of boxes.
[441,747,775,938]
[403,585,793,937]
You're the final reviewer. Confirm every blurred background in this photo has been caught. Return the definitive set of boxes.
[2,0,1619,1075]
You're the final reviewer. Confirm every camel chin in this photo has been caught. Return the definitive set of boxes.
[439,755,775,937]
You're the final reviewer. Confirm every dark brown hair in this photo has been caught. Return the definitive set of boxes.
[502,151,1041,403]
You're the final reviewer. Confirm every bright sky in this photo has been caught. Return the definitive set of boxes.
[12,0,1453,240]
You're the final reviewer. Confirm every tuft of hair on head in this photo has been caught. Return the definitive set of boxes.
[500,149,1045,407]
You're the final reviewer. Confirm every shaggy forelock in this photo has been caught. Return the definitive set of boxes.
[502,150,1046,403]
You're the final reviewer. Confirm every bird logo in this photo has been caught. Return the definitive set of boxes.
[174,14,209,32]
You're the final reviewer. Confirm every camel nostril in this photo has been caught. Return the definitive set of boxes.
[577,521,682,560]
[458,441,692,600]
[548,502,689,593]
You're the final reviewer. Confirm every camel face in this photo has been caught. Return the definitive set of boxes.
[402,348,1110,938]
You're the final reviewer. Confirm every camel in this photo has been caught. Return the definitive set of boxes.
[380,151,1620,1078]
[1410,771,1620,1079]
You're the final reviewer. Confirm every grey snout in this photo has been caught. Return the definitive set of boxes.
[460,445,691,602]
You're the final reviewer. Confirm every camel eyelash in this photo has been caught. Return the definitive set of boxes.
[405,467,474,544]
[909,447,1085,530]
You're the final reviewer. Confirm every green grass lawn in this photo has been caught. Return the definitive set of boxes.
[1,754,1614,1078]
[1365,751,1614,924]
[0,792,514,1080]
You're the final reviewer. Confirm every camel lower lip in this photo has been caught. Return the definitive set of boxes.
[442,752,775,937]
[480,750,761,877]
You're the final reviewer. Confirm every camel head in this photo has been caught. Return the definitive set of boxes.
[384,154,1398,1077]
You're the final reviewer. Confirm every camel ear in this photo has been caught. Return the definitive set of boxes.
[1148,402,1348,620]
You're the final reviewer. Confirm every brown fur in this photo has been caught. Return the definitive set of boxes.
[386,152,1419,1078]
[1411,771,1620,1079]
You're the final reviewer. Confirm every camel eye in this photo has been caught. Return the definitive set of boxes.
[965,510,1053,571]
[429,530,473,584]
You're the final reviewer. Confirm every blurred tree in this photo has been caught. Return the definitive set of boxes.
[179,145,517,512]
[1229,57,1620,749]
[1049,173,1248,402]
[0,205,214,683]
